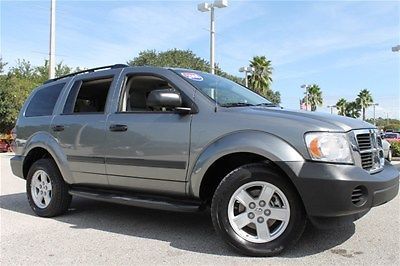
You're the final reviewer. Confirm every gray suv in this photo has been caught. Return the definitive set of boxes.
[10,64,399,256]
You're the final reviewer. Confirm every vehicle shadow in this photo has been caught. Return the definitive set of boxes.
[0,192,355,257]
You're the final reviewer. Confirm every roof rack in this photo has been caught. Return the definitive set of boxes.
[44,64,129,84]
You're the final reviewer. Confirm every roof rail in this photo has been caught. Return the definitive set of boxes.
[44,64,129,84]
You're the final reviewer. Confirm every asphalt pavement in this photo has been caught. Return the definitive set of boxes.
[1,153,399,265]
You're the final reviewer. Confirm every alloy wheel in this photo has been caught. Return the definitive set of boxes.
[228,181,290,243]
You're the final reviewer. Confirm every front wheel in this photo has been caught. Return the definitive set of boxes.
[211,163,306,256]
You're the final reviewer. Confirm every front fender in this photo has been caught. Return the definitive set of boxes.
[187,130,304,198]
[22,132,74,184]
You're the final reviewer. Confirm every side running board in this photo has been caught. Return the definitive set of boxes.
[69,187,202,213]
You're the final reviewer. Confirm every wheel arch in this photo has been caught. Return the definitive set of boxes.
[187,130,305,200]
[22,132,73,183]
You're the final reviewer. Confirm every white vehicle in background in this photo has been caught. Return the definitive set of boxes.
[382,139,392,162]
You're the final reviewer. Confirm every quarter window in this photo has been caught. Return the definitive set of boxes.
[25,83,65,117]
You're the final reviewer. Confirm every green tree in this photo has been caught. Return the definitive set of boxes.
[9,59,37,79]
[35,60,73,82]
[265,90,281,105]
[128,49,209,71]
[384,124,400,131]
[336,98,347,115]
[247,56,280,104]
[0,57,7,73]
[55,62,73,77]
[345,101,361,118]
[127,49,242,83]
[248,56,272,93]
[356,89,373,121]
[365,118,400,128]
[304,84,323,111]
[0,75,35,132]
[0,59,74,132]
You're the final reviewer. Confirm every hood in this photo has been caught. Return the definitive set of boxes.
[226,107,374,132]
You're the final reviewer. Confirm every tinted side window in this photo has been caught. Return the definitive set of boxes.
[63,78,112,114]
[25,83,65,117]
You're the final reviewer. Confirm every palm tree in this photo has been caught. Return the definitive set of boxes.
[248,56,273,96]
[356,89,373,121]
[336,98,347,115]
[345,101,361,118]
[306,84,323,111]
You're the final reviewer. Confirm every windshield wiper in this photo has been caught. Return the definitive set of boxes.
[255,102,278,107]
[220,102,256,107]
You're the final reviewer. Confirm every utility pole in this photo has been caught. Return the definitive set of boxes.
[49,0,56,79]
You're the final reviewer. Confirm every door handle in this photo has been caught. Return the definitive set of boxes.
[52,125,64,132]
[109,124,128,132]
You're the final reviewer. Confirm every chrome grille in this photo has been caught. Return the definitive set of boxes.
[360,152,373,170]
[377,137,382,147]
[356,133,372,150]
[354,129,384,173]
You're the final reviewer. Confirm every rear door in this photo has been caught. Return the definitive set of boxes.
[51,70,120,185]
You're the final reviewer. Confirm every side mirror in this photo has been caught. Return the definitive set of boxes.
[146,89,182,109]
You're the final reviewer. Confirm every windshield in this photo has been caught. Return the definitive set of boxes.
[174,69,274,107]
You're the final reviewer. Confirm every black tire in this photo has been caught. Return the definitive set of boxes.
[211,163,306,257]
[26,158,72,217]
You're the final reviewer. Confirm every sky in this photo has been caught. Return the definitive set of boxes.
[1,0,399,119]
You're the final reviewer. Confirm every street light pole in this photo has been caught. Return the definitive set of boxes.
[198,0,228,74]
[49,0,56,79]
[371,103,379,125]
[210,5,215,74]
[327,105,337,114]
[239,66,254,87]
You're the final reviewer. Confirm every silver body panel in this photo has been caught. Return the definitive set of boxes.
[12,66,381,198]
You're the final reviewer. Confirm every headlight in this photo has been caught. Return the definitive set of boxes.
[304,132,353,163]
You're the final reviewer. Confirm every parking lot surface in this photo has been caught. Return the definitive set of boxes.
[1,153,399,265]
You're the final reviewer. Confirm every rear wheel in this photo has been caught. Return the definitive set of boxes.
[26,158,72,217]
[211,163,306,256]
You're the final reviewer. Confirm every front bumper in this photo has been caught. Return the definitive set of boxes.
[280,160,399,228]
[10,155,24,179]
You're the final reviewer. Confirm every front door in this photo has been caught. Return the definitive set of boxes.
[105,71,192,194]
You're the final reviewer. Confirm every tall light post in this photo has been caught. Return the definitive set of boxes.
[198,0,228,74]
[239,66,254,87]
[327,105,337,114]
[386,113,389,126]
[301,84,309,111]
[392,45,400,52]
[49,0,56,79]
[371,103,379,125]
